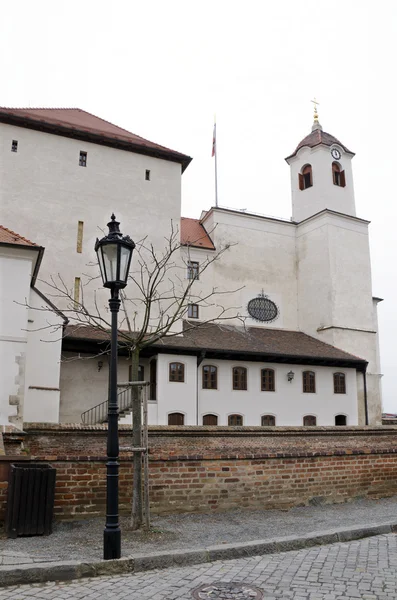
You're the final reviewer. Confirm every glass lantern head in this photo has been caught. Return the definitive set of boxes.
[95,214,135,290]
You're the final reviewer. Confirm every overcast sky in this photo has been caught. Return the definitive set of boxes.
[1,0,396,411]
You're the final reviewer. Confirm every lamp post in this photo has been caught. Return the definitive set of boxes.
[95,214,135,560]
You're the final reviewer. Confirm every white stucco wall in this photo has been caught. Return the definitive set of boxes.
[58,352,358,426]
[23,289,63,423]
[195,209,298,329]
[0,123,183,319]
[0,247,34,426]
[0,247,63,427]
[59,352,151,422]
[156,353,198,425]
[198,359,357,426]
[287,143,356,222]
[296,210,381,424]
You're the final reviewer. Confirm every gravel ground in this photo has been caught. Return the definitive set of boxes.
[1,496,397,563]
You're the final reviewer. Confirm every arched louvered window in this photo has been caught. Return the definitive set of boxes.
[261,369,275,391]
[169,362,185,382]
[233,367,247,390]
[302,371,316,393]
[203,365,218,389]
[261,415,276,426]
[332,162,346,187]
[335,414,347,426]
[203,414,218,425]
[228,414,243,426]
[303,415,317,426]
[333,372,346,394]
[299,164,313,190]
[168,412,185,425]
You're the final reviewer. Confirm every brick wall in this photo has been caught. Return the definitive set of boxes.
[3,424,397,520]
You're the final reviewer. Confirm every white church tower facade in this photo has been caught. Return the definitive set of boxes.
[286,106,356,221]
[287,107,382,425]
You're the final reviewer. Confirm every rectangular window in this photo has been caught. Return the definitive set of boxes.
[261,369,275,391]
[11,140,18,152]
[203,365,217,389]
[79,151,87,167]
[333,373,346,394]
[233,367,247,391]
[145,169,150,181]
[187,261,199,280]
[303,371,316,393]
[76,221,84,253]
[74,277,81,306]
[169,362,185,382]
[188,303,199,319]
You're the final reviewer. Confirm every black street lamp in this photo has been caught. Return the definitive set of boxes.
[95,214,135,560]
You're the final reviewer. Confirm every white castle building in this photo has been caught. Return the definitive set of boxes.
[0,107,383,427]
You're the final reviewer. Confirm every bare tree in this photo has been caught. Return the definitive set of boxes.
[27,220,243,529]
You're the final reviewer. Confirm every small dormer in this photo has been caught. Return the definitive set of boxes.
[285,109,356,222]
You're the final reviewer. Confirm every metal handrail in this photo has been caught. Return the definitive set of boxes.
[81,383,147,425]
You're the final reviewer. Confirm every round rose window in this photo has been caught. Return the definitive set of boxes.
[247,294,278,322]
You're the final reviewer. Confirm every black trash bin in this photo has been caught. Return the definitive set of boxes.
[6,463,56,538]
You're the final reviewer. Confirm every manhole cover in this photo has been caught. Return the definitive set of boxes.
[192,582,263,599]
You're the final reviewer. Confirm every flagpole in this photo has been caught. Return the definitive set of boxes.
[212,118,218,207]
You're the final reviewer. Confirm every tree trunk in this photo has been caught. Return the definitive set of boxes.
[130,347,143,529]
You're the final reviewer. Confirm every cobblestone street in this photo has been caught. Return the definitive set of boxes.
[1,534,397,599]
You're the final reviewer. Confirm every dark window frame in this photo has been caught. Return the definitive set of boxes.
[332,162,346,187]
[202,365,217,389]
[79,151,87,167]
[168,412,185,425]
[188,303,199,319]
[302,371,316,393]
[232,366,247,391]
[187,261,199,280]
[261,414,276,426]
[228,414,243,426]
[303,415,317,426]
[335,414,347,426]
[11,140,18,152]
[333,372,346,394]
[299,164,313,190]
[169,361,185,383]
[261,368,275,391]
[203,414,218,425]
[145,169,151,181]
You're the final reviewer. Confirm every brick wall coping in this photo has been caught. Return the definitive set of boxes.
[17,423,397,438]
[24,447,397,463]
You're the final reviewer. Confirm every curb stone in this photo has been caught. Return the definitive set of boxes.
[0,521,396,587]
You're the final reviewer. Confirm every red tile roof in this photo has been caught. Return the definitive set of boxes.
[286,128,354,160]
[180,218,215,250]
[0,107,192,171]
[0,225,38,247]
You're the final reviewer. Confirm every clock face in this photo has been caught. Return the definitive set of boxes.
[331,148,341,160]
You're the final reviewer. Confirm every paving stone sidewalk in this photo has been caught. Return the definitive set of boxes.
[2,497,397,565]
[1,533,397,599]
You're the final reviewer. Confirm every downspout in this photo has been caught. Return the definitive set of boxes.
[363,367,369,426]
[196,351,206,425]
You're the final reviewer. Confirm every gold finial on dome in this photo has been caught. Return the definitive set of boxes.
[310,98,322,131]
[311,97,320,122]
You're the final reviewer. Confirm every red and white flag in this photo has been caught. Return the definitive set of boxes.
[212,122,216,157]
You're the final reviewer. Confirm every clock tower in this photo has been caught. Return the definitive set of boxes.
[285,108,356,222]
